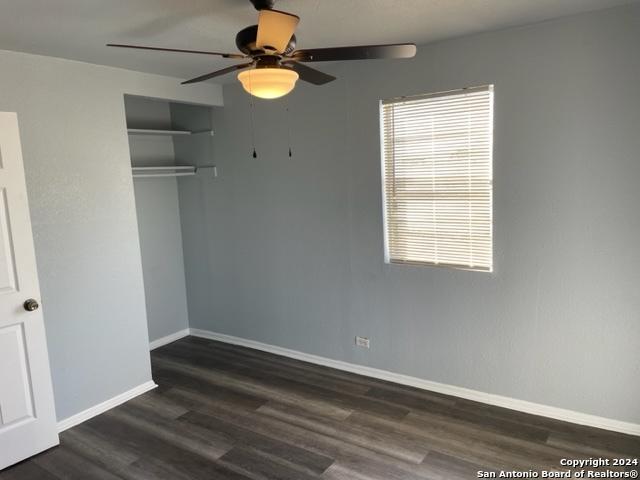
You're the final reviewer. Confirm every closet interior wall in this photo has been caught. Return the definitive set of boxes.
[125,96,215,344]
[171,102,220,330]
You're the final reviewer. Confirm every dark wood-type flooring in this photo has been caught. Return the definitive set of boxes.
[2,336,639,479]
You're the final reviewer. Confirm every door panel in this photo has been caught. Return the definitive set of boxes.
[0,189,19,294]
[0,112,58,470]
[0,324,34,425]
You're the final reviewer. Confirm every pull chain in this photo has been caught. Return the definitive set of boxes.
[286,99,292,158]
[251,100,257,158]
[248,72,257,158]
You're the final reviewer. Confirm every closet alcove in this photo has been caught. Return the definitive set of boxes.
[124,95,217,344]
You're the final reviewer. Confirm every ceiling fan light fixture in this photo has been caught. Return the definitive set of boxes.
[238,67,299,99]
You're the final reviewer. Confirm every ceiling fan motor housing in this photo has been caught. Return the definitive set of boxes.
[249,0,275,10]
[235,25,296,55]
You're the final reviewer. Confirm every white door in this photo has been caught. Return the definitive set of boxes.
[0,112,58,470]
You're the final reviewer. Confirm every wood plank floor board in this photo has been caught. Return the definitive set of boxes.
[420,451,497,480]
[347,409,534,472]
[125,388,190,420]
[82,411,241,480]
[452,401,640,459]
[61,428,164,480]
[1,336,638,480]
[62,424,140,467]
[165,340,373,397]
[455,396,639,448]
[166,387,440,479]
[366,386,551,443]
[151,364,269,412]
[156,347,411,420]
[127,454,252,480]
[153,355,355,420]
[122,457,196,480]
[0,460,59,480]
[184,337,456,407]
[177,409,335,476]
[106,404,234,461]
[321,460,427,480]
[32,447,124,480]
[218,446,322,480]
[257,401,429,464]
[545,432,640,458]
[403,411,615,472]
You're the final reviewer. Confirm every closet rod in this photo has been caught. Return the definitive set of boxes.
[132,166,194,171]
[133,172,196,178]
[131,165,217,178]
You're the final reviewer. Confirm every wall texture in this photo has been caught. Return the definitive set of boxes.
[182,4,640,424]
[0,49,222,421]
[125,96,190,343]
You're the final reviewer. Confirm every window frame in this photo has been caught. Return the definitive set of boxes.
[379,85,494,272]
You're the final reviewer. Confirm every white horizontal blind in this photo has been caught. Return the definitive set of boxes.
[381,86,493,271]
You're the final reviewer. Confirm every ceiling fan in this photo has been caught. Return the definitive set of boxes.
[108,0,417,99]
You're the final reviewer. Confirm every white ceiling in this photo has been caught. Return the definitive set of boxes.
[0,0,636,82]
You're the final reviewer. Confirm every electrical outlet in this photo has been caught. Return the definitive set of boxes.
[355,336,370,349]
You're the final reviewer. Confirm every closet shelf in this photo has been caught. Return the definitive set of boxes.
[127,128,214,137]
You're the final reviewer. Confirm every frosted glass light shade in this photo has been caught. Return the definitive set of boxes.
[237,68,299,99]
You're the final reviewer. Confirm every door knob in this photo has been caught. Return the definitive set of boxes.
[23,299,39,312]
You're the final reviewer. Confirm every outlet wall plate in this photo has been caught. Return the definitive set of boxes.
[355,336,370,349]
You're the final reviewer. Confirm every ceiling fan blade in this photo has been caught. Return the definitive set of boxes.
[291,43,417,62]
[107,43,245,59]
[182,62,254,85]
[256,9,299,53]
[282,61,336,85]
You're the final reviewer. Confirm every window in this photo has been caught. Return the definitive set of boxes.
[380,85,493,271]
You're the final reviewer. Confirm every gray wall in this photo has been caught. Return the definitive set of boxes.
[0,49,222,420]
[125,96,190,343]
[181,4,640,424]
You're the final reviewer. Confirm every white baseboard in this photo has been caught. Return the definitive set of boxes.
[189,328,640,437]
[57,380,157,433]
[149,328,190,350]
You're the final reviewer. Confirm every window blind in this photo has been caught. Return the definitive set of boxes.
[380,85,493,271]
